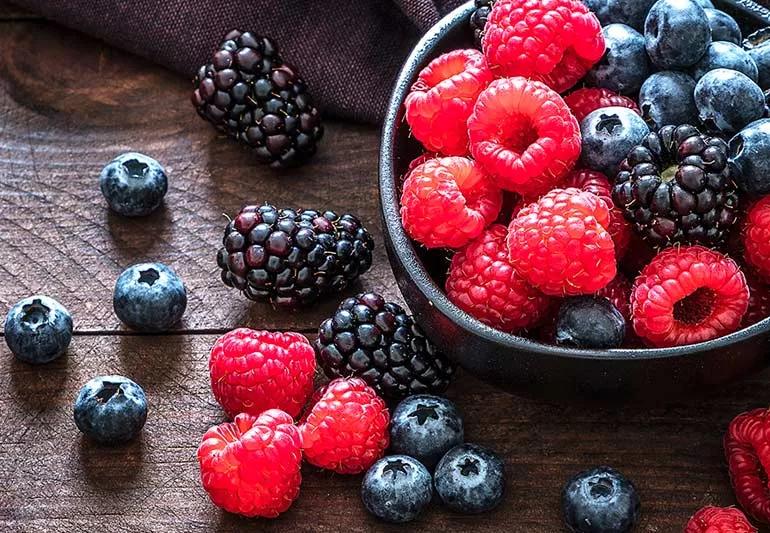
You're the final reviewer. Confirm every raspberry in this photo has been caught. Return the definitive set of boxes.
[565,169,632,258]
[446,224,552,333]
[507,188,616,296]
[299,377,389,474]
[685,506,756,533]
[482,0,605,92]
[725,408,770,524]
[404,49,493,155]
[631,246,749,347]
[467,77,581,197]
[209,328,316,419]
[197,410,302,518]
[743,274,770,327]
[743,196,770,282]
[596,273,632,323]
[563,88,640,123]
[400,156,502,249]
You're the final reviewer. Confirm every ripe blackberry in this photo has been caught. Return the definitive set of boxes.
[470,0,495,48]
[315,293,454,402]
[612,124,739,247]
[191,30,323,168]
[217,205,374,309]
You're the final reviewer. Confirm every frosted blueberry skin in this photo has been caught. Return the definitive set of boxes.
[4,295,73,364]
[730,118,770,195]
[73,375,148,444]
[691,41,759,82]
[113,262,187,332]
[580,107,650,178]
[695,68,766,133]
[586,24,651,96]
[582,0,657,32]
[361,455,432,523]
[639,71,698,129]
[747,42,770,90]
[704,8,742,45]
[562,466,640,533]
[99,152,168,217]
[434,443,505,514]
[644,0,711,70]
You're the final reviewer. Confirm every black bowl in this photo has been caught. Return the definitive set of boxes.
[379,0,770,403]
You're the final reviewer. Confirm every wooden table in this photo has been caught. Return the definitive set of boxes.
[1,4,769,532]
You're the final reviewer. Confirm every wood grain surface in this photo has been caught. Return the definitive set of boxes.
[1,3,770,532]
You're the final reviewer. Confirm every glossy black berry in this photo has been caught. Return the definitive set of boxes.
[562,466,640,533]
[469,0,495,48]
[555,297,626,350]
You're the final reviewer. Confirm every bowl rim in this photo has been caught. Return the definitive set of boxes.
[378,0,770,362]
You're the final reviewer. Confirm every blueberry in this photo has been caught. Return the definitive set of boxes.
[562,466,640,533]
[695,69,766,133]
[113,262,187,331]
[729,118,770,195]
[586,24,650,95]
[691,41,758,82]
[638,71,698,129]
[747,42,770,90]
[434,443,505,514]
[361,455,432,523]
[704,9,741,45]
[389,394,464,469]
[4,295,73,364]
[99,152,168,216]
[693,0,714,7]
[73,375,148,444]
[644,0,711,69]
[582,0,657,32]
[580,107,650,177]
[555,297,626,349]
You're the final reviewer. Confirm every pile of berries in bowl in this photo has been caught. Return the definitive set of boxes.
[379,0,770,400]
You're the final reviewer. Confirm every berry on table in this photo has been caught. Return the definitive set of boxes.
[743,195,770,281]
[631,245,749,347]
[192,30,323,168]
[315,293,454,402]
[644,0,712,70]
[209,328,316,418]
[695,69,765,133]
[704,8,742,45]
[582,0,657,32]
[99,152,168,217]
[197,410,302,518]
[217,204,374,308]
[555,297,626,349]
[400,156,502,249]
[691,41,759,82]
[4,295,72,364]
[467,77,581,197]
[563,88,640,124]
[434,443,506,514]
[113,262,187,332]
[729,118,770,195]
[586,24,651,96]
[685,506,756,533]
[73,375,147,444]
[361,455,433,523]
[725,407,770,524]
[300,377,390,474]
[404,49,492,155]
[389,395,464,470]
[638,71,698,129]
[562,466,640,533]
[580,106,650,178]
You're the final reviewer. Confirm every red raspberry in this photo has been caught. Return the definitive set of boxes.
[743,196,770,282]
[446,224,552,333]
[685,506,756,533]
[631,246,749,347]
[197,410,302,518]
[467,77,581,197]
[620,231,658,279]
[507,188,616,296]
[404,49,493,155]
[565,169,632,258]
[482,0,605,93]
[209,328,316,419]
[725,408,770,524]
[400,156,502,249]
[563,88,640,123]
[743,274,770,327]
[299,377,389,474]
[596,273,632,323]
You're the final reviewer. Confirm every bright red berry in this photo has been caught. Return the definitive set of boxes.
[685,506,756,533]
[404,49,493,155]
[299,377,389,474]
[446,224,552,333]
[632,246,749,347]
[400,156,502,249]
[482,0,605,93]
[467,77,581,197]
[725,408,770,525]
[507,188,616,296]
[743,274,770,327]
[209,328,316,419]
[197,410,302,518]
[563,88,640,123]
[743,196,770,282]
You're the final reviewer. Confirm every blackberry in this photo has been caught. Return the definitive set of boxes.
[191,30,323,168]
[217,205,374,309]
[613,124,739,247]
[469,0,495,48]
[315,293,454,402]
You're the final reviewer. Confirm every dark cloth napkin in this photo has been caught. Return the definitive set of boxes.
[11,0,467,123]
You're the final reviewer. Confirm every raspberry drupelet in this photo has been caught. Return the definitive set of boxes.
[725,407,770,524]
[685,506,756,533]
[743,195,770,282]
[563,87,641,123]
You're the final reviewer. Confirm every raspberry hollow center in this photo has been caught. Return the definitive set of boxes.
[500,114,538,154]
[673,288,716,325]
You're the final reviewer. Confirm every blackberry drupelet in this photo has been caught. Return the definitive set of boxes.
[217,204,374,309]
[469,0,495,48]
[191,30,323,167]
[612,124,739,248]
[315,293,455,402]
